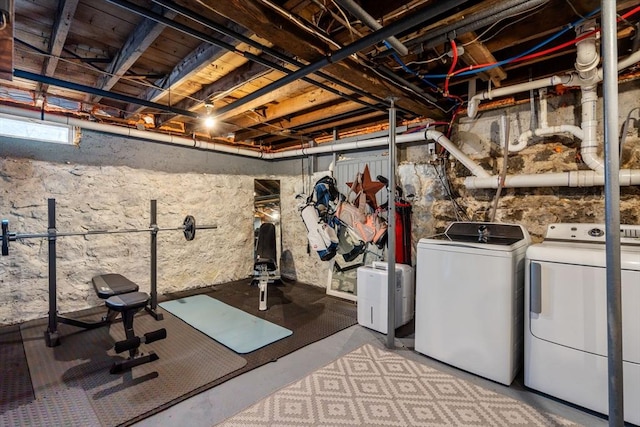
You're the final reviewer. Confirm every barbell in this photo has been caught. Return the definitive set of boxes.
[1,213,215,256]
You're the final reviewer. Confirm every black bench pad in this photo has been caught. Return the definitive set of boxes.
[93,274,139,299]
[106,292,150,312]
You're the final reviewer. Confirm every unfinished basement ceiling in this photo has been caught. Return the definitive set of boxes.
[1,0,639,152]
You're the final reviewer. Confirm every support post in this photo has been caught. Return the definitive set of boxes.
[601,1,623,425]
[45,198,60,347]
[147,199,163,320]
[386,99,398,349]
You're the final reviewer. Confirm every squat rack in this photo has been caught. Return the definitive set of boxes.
[1,198,217,347]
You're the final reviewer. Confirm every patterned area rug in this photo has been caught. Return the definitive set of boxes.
[218,343,577,427]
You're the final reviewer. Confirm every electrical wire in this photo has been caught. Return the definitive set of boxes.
[0,11,8,31]
[330,0,356,43]
[462,1,549,46]
[425,6,603,79]
[404,50,449,66]
[466,3,549,46]
[430,5,640,81]
[564,0,585,20]
[431,160,469,221]
[620,107,640,154]
[444,39,458,96]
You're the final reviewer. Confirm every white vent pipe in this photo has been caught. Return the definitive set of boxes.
[0,105,265,158]
[0,105,492,180]
[463,29,640,189]
[465,169,640,188]
[511,92,584,152]
[467,49,640,119]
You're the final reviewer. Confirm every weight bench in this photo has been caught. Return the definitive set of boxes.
[252,223,279,311]
[92,274,167,374]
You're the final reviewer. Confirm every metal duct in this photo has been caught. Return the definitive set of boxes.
[334,0,409,55]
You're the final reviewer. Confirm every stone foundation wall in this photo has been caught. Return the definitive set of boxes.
[402,81,640,256]
[0,158,252,324]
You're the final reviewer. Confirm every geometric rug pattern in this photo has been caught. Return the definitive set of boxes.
[218,344,579,427]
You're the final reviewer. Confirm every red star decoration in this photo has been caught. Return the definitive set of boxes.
[346,165,385,210]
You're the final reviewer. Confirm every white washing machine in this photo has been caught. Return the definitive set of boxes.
[415,222,531,386]
[525,223,640,425]
[357,262,414,334]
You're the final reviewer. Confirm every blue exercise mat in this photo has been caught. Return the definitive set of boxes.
[159,295,292,354]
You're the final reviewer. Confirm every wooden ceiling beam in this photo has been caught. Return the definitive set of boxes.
[90,5,176,104]
[37,0,80,94]
[234,99,369,141]
[261,110,386,146]
[215,78,316,122]
[157,59,272,125]
[125,23,253,115]
[458,32,506,87]
[230,81,362,129]
[168,0,445,118]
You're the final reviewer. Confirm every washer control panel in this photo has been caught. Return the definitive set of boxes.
[545,223,640,244]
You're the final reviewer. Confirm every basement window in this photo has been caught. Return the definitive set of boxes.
[0,114,73,145]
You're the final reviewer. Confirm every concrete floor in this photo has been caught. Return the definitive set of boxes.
[133,325,609,427]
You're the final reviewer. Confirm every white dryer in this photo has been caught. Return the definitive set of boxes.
[415,222,531,386]
[525,223,640,425]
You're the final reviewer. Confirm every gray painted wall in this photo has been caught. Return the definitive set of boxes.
[0,129,333,176]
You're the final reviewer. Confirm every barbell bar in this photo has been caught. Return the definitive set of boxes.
[1,214,217,256]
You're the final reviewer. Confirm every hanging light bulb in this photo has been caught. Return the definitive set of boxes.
[203,101,215,129]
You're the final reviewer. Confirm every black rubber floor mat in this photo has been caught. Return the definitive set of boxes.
[3,279,356,426]
[0,325,34,412]
[17,306,246,427]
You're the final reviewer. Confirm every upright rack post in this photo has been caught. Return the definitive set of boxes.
[45,198,60,347]
[147,199,163,320]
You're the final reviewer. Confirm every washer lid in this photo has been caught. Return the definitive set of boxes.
[418,222,531,252]
[444,222,529,245]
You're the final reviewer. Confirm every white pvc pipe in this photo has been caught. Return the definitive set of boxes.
[0,105,493,179]
[512,92,583,152]
[0,105,265,158]
[465,169,640,188]
[512,125,583,152]
[575,20,599,81]
[469,49,640,119]
[424,130,492,178]
[467,75,570,118]
[580,85,604,173]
